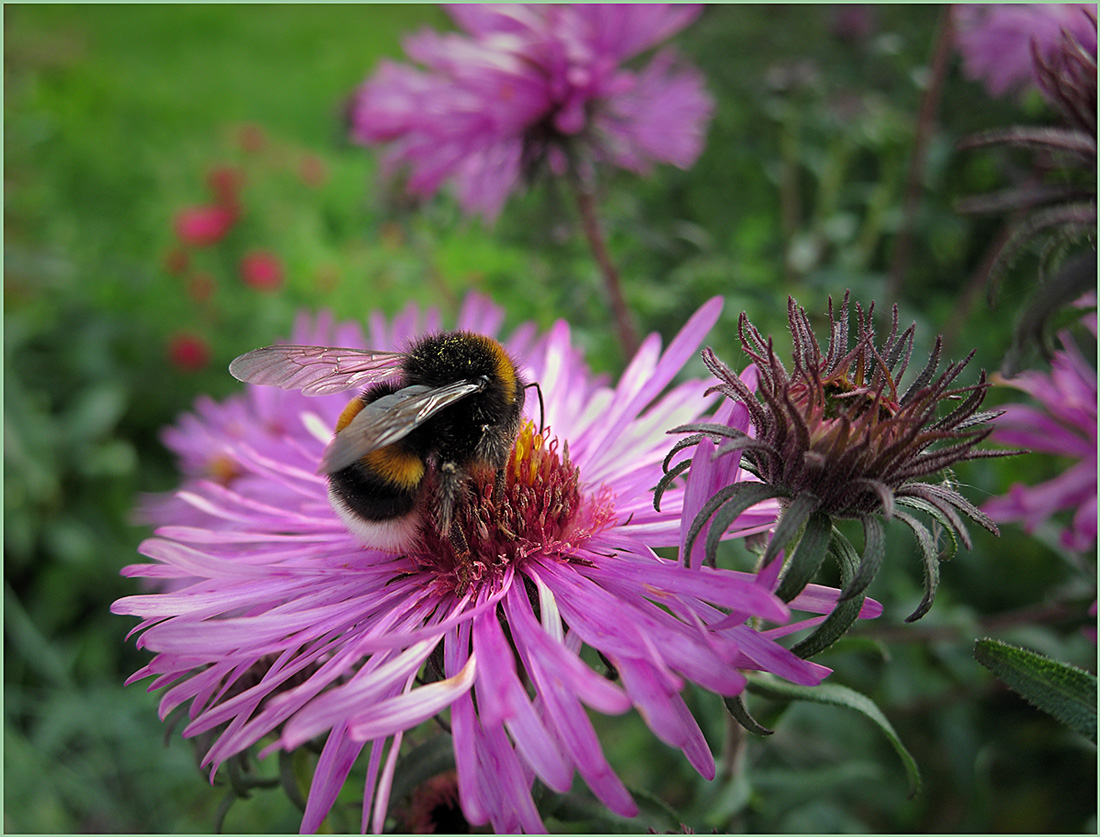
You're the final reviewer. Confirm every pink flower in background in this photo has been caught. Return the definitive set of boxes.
[171,164,243,250]
[983,327,1097,552]
[350,4,713,220]
[205,164,245,209]
[829,5,878,44]
[953,4,1097,99]
[116,295,878,833]
[298,154,328,188]
[166,332,211,373]
[174,204,236,247]
[237,121,267,154]
[239,249,284,291]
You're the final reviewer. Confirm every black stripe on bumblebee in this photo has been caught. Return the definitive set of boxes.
[229,331,527,551]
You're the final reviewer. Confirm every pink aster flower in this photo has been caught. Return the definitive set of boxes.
[115,295,878,833]
[165,332,212,373]
[953,4,1098,99]
[205,164,245,210]
[239,249,285,292]
[983,327,1097,552]
[349,4,713,220]
[174,204,237,247]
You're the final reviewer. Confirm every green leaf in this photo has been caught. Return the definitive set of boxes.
[974,638,1098,744]
[894,509,939,622]
[745,675,922,799]
[543,790,641,832]
[761,492,821,571]
[4,583,74,689]
[279,750,308,812]
[653,457,692,511]
[387,731,456,808]
[695,481,782,567]
[723,694,774,736]
[622,783,686,831]
[841,514,883,602]
[896,495,959,560]
[775,509,831,602]
[790,528,867,659]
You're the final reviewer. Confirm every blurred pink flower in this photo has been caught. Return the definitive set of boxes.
[298,154,328,188]
[953,4,1097,99]
[167,332,211,373]
[350,4,713,220]
[830,5,878,44]
[117,295,879,833]
[205,164,245,208]
[983,328,1097,552]
[174,204,236,247]
[239,250,284,291]
[237,122,267,154]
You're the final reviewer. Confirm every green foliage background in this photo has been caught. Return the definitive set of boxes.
[5,4,1096,833]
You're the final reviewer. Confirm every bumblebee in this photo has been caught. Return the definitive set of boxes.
[229,331,527,551]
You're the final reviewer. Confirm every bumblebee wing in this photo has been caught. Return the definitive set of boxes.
[319,380,483,474]
[229,345,405,396]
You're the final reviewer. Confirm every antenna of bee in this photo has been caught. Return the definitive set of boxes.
[525,381,545,433]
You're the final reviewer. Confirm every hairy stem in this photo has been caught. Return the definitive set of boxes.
[573,186,640,358]
[719,711,748,818]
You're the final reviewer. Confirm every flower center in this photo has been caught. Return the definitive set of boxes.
[409,422,614,594]
[821,375,900,421]
[788,367,904,451]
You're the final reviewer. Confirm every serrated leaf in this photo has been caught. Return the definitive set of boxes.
[974,638,1098,743]
[745,675,922,798]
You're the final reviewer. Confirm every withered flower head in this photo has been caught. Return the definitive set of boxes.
[957,9,1097,370]
[1033,8,1097,141]
[714,294,1003,518]
[667,294,1013,628]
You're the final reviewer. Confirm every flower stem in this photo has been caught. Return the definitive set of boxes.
[573,186,640,359]
[720,711,747,782]
[886,6,954,298]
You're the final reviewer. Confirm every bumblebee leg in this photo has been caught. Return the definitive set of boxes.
[492,466,507,501]
[447,516,472,557]
[436,461,461,536]
[436,461,474,556]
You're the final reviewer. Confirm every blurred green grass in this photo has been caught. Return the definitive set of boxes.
[5,4,1095,833]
